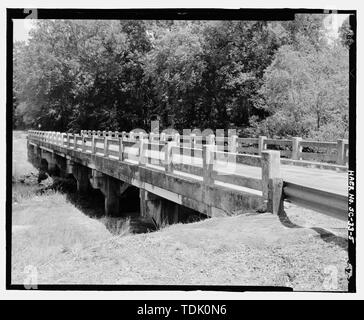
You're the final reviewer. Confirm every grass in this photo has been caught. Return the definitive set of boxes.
[11,130,349,290]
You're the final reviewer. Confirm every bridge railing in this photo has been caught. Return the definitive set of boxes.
[29,130,349,166]
[78,130,348,166]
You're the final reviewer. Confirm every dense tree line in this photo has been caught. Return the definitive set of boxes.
[13,15,351,140]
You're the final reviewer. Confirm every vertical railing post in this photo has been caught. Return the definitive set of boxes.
[130,131,135,141]
[91,135,96,154]
[190,133,196,149]
[119,137,124,161]
[164,141,177,173]
[261,150,282,214]
[207,134,215,146]
[292,137,302,160]
[336,139,345,165]
[81,133,86,152]
[202,144,214,186]
[229,135,238,153]
[104,136,108,157]
[138,138,146,166]
[344,139,349,165]
[174,133,180,146]
[160,132,166,143]
[258,136,267,155]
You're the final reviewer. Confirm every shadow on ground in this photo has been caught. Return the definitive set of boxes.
[278,208,348,250]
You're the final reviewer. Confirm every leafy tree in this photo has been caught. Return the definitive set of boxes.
[248,41,349,140]
[13,15,349,141]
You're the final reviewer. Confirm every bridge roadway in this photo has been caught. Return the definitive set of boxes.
[215,162,347,196]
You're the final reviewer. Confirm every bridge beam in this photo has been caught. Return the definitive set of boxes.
[89,170,130,216]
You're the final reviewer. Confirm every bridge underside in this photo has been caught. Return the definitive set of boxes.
[27,140,265,227]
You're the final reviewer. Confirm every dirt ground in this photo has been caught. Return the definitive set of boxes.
[11,131,349,291]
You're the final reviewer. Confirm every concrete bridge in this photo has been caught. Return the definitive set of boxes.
[27,130,348,226]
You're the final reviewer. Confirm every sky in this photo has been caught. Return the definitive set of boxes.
[13,14,349,43]
[13,19,35,42]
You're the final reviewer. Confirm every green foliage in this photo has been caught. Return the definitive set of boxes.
[13,15,350,141]
[243,14,349,141]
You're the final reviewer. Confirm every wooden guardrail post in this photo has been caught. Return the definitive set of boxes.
[292,137,302,160]
[258,136,267,155]
[261,150,282,214]
[202,144,214,186]
[336,139,346,165]
[165,141,177,173]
